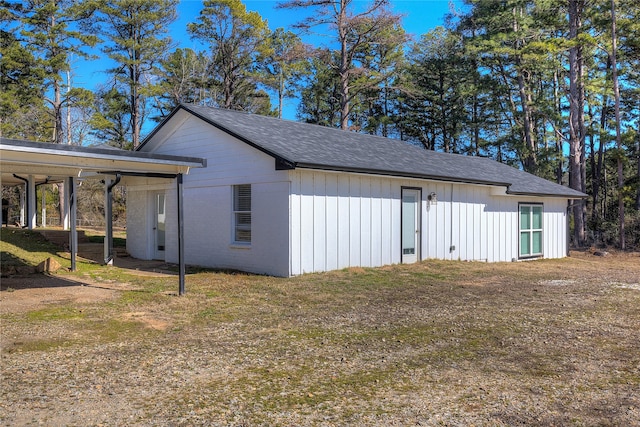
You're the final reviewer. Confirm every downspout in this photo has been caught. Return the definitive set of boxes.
[105,173,121,265]
[567,201,572,257]
[177,173,185,295]
[69,177,77,271]
[449,183,455,258]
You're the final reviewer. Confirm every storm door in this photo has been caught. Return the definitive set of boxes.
[401,188,421,264]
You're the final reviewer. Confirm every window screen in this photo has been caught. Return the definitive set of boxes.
[233,184,251,243]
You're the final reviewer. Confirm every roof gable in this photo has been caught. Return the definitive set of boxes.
[140,104,586,199]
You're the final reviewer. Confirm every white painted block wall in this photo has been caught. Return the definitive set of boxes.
[125,188,148,260]
[133,112,291,276]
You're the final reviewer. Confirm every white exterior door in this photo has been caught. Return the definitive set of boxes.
[402,188,421,264]
[154,193,166,260]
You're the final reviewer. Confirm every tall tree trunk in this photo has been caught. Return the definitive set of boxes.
[511,6,537,173]
[130,50,141,149]
[278,68,284,119]
[611,0,625,249]
[67,73,72,145]
[592,58,610,240]
[553,70,563,184]
[52,80,63,144]
[473,94,480,156]
[440,72,449,153]
[517,69,537,173]
[568,0,587,247]
[335,0,354,131]
[636,131,640,210]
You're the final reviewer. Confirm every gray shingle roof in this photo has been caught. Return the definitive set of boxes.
[144,104,586,198]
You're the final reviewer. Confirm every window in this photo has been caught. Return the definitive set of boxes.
[519,204,543,258]
[233,184,251,243]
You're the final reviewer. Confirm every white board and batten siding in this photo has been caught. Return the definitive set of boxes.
[289,170,569,275]
[290,171,401,275]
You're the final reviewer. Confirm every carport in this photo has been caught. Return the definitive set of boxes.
[0,137,206,295]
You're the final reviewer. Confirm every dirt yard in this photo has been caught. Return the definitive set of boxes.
[1,251,639,426]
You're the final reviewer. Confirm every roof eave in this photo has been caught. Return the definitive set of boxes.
[1,138,206,179]
[506,189,588,199]
[293,162,512,188]
[2,138,205,167]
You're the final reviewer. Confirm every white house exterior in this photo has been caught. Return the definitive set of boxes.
[128,104,586,277]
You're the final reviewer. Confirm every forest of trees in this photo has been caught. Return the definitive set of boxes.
[1,0,639,249]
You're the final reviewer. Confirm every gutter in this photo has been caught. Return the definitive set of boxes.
[289,162,513,188]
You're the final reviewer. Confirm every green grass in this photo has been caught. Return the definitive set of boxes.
[0,228,67,267]
[83,229,127,247]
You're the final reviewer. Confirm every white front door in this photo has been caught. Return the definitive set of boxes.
[402,188,421,264]
[154,193,166,260]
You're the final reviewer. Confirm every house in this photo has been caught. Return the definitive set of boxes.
[129,104,586,276]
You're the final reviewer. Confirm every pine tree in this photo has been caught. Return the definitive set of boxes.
[0,26,50,140]
[278,0,405,130]
[6,0,97,144]
[258,28,310,119]
[154,48,212,117]
[188,0,272,113]
[91,0,178,148]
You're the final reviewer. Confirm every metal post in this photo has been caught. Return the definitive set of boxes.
[69,177,77,271]
[12,174,28,227]
[177,173,185,295]
[104,174,121,265]
[104,178,111,264]
[27,175,36,229]
[20,186,25,227]
[41,185,46,227]
[63,180,70,230]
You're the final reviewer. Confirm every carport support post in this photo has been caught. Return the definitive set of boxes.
[68,177,77,271]
[19,184,25,226]
[177,173,185,295]
[27,175,36,229]
[104,174,121,265]
[104,178,114,265]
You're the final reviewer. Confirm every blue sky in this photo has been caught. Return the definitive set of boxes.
[75,0,464,121]
[173,0,463,47]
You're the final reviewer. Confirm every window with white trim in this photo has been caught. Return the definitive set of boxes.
[519,204,543,258]
[233,184,251,244]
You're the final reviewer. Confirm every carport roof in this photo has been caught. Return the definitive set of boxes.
[1,137,206,185]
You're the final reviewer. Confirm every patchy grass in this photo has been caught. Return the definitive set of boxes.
[0,228,66,267]
[1,251,640,425]
[83,228,127,247]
